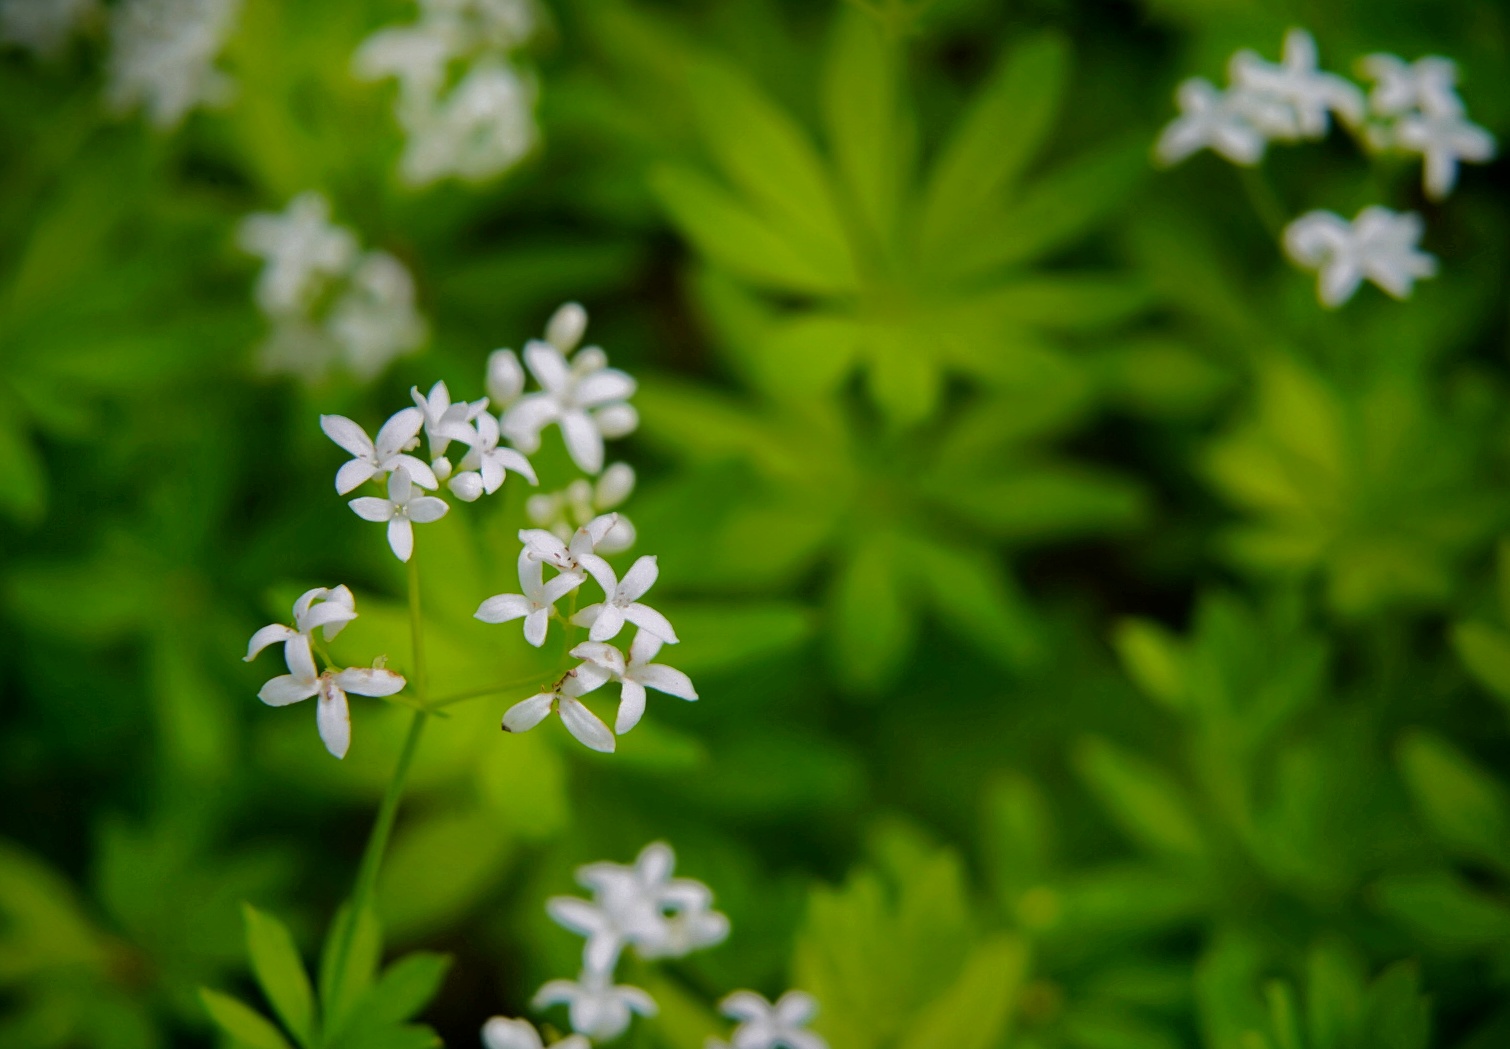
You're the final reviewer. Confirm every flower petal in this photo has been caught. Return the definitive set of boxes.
[373,406,424,458]
[481,1017,545,1049]
[575,369,636,408]
[623,603,678,645]
[333,667,407,697]
[388,517,415,562]
[523,607,550,648]
[335,458,378,495]
[388,467,414,505]
[245,623,296,661]
[349,497,395,522]
[391,454,439,490]
[284,634,317,683]
[616,555,659,603]
[627,629,663,666]
[320,414,374,459]
[503,693,553,733]
[259,675,319,706]
[632,664,697,701]
[317,685,352,759]
[570,641,626,677]
[546,897,611,938]
[558,696,616,753]
[476,593,532,623]
[559,410,604,474]
[523,340,571,392]
[615,680,647,734]
[587,603,626,643]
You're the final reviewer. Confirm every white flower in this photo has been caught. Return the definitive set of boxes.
[348,467,451,562]
[572,555,678,645]
[572,632,696,735]
[328,251,428,379]
[1155,78,1268,166]
[503,308,638,474]
[321,408,437,495]
[1228,28,1363,138]
[398,59,538,187]
[244,585,358,668]
[1,0,96,58]
[449,412,537,502]
[412,380,487,459]
[256,645,405,760]
[534,968,657,1042]
[1283,207,1437,308]
[481,1017,588,1049]
[1392,110,1497,200]
[104,0,240,129]
[545,301,589,354]
[487,348,526,407]
[716,991,827,1049]
[476,549,582,648]
[1360,54,1463,118]
[519,513,620,577]
[423,0,536,52]
[352,20,458,106]
[527,464,637,554]
[237,193,359,316]
[502,665,616,752]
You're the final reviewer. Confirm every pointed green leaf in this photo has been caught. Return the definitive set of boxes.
[199,989,296,1049]
[905,536,1041,668]
[1451,620,1510,706]
[1113,618,1188,711]
[829,531,914,693]
[865,325,942,425]
[823,7,910,246]
[896,935,1029,1049]
[357,952,452,1026]
[1306,940,1366,1049]
[753,313,862,400]
[242,904,316,1048]
[1362,963,1431,1049]
[1074,737,1208,865]
[319,904,382,1038]
[1397,730,1510,873]
[1373,871,1510,949]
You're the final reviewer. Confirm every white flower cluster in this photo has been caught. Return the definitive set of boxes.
[353,0,539,186]
[482,842,826,1049]
[0,0,96,57]
[103,0,241,129]
[238,193,427,384]
[1155,28,1497,308]
[243,587,406,759]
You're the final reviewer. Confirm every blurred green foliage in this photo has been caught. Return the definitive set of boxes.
[2,0,1509,1047]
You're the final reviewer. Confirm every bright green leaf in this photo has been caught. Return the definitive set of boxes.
[199,989,295,1049]
[242,904,316,1048]
[896,935,1029,1049]
[1074,737,1208,865]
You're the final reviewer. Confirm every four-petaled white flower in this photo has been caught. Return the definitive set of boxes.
[519,513,619,578]
[573,632,697,735]
[503,306,637,474]
[321,408,437,495]
[237,193,359,315]
[398,59,538,187]
[245,585,358,671]
[1155,78,1269,166]
[348,467,450,562]
[1229,28,1363,138]
[481,1017,588,1049]
[476,549,583,648]
[714,991,828,1049]
[449,412,537,502]
[412,380,487,459]
[1283,207,1437,308]
[104,0,240,129]
[534,968,657,1042]
[502,665,616,752]
[527,463,636,555]
[1360,54,1463,118]
[573,555,678,645]
[1392,109,1497,200]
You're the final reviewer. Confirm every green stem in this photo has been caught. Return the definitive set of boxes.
[1238,166,1290,241]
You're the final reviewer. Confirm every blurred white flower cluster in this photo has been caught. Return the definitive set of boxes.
[1155,28,1497,308]
[353,0,540,186]
[482,842,827,1049]
[104,0,241,128]
[238,192,427,384]
[0,0,96,57]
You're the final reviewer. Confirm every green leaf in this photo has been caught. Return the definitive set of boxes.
[1451,620,1510,706]
[905,536,1041,668]
[1113,618,1188,711]
[973,277,1152,333]
[199,989,296,1049]
[823,6,910,246]
[1073,737,1208,865]
[896,935,1029,1049]
[829,530,915,693]
[1306,941,1366,1049]
[356,952,452,1027]
[1397,730,1510,873]
[1195,935,1268,1049]
[752,313,862,400]
[1361,963,1431,1049]
[919,32,1070,267]
[242,904,316,1048]
[1372,871,1510,950]
[319,904,383,1038]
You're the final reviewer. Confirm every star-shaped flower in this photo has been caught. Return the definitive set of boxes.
[714,991,828,1049]
[502,665,615,752]
[250,633,405,760]
[321,408,437,494]
[238,192,359,316]
[348,466,450,562]
[533,968,657,1042]
[519,513,619,577]
[1283,207,1438,308]
[572,555,678,645]
[1392,109,1497,200]
[245,585,358,669]
[326,251,427,381]
[481,1017,588,1049]
[1229,28,1363,138]
[476,549,583,648]
[1155,78,1268,167]
[1360,53,1463,118]
[412,379,488,459]
[572,631,697,734]
[448,411,537,502]
[397,59,538,187]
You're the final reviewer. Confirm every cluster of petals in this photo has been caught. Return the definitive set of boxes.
[1357,53,1496,199]
[349,467,450,563]
[527,463,637,555]
[104,0,239,129]
[244,587,405,759]
[1283,207,1437,307]
[708,991,829,1049]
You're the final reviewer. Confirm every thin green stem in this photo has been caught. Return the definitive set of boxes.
[1238,166,1290,241]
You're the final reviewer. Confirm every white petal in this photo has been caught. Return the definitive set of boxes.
[284,634,317,683]
[532,979,580,1009]
[407,496,449,523]
[449,471,485,502]
[546,897,612,938]
[320,415,374,458]
[775,990,820,1026]
[558,697,616,753]
[575,370,636,408]
[476,593,532,623]
[333,667,407,697]
[317,685,352,759]
[616,555,659,603]
[595,463,635,507]
[560,411,604,474]
[388,517,415,562]
[577,554,619,595]
[388,467,415,505]
[391,454,439,490]
[245,623,296,662]
[546,302,588,353]
[615,680,647,734]
[720,991,773,1023]
[623,603,678,645]
[349,497,395,522]
[335,459,378,495]
[523,340,571,392]
[481,1017,545,1049]
[480,455,505,494]
[374,406,424,458]
[523,607,550,648]
[487,349,526,405]
[493,446,537,485]
[587,603,626,643]
[627,629,663,666]
[259,675,319,706]
[563,662,612,696]
[300,600,359,637]
[592,402,638,439]
[570,641,626,677]
[633,664,697,701]
[502,693,554,733]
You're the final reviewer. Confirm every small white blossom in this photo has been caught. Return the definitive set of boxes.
[412,380,487,459]
[502,665,616,752]
[321,408,437,495]
[534,968,657,1042]
[519,513,620,577]
[527,464,637,555]
[572,555,678,645]
[256,644,405,760]
[238,194,360,316]
[1283,207,1437,308]
[1228,28,1363,138]
[1155,78,1269,166]
[545,301,589,354]
[714,991,828,1049]
[244,585,358,667]
[424,0,536,52]
[476,549,583,648]
[487,348,527,408]
[1,0,96,57]
[328,251,428,379]
[449,412,537,501]
[105,0,240,129]
[1360,54,1463,118]
[349,466,450,562]
[398,59,538,187]
[352,20,457,107]
[573,632,696,735]
[1392,110,1497,200]
[481,1017,588,1049]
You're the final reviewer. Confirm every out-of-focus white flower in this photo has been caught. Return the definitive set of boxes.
[398,59,538,186]
[1360,54,1463,118]
[476,548,583,648]
[502,665,616,752]
[1392,110,1497,200]
[505,333,638,474]
[352,20,458,106]
[519,513,619,577]
[1155,78,1269,166]
[105,0,240,129]
[1,0,96,57]
[412,380,487,459]
[238,194,359,315]
[573,631,696,735]
[572,555,678,645]
[534,968,657,1042]
[348,466,450,562]
[481,1017,588,1049]
[423,0,535,52]
[328,251,428,379]
[527,463,636,554]
[545,302,589,354]
[716,991,828,1049]
[1229,28,1363,138]
[450,412,537,501]
[321,408,437,495]
[1355,52,1495,198]
[1283,207,1437,308]
[487,348,527,408]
